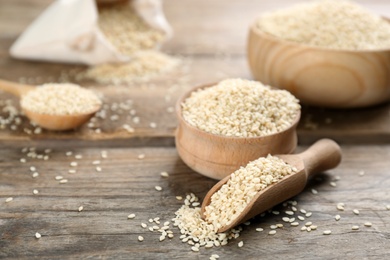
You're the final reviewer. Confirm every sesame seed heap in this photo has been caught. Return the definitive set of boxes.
[21,83,101,116]
[98,3,165,56]
[257,0,390,50]
[182,78,300,137]
[77,3,180,85]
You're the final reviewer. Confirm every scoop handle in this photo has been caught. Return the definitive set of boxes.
[0,79,34,97]
[298,139,342,177]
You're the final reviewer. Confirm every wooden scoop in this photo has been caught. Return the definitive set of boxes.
[0,79,101,131]
[201,138,342,233]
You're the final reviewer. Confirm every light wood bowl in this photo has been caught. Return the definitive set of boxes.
[175,84,301,180]
[247,22,390,108]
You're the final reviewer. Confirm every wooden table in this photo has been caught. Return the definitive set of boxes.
[1,0,389,259]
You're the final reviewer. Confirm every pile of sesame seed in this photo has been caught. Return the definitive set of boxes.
[98,3,165,56]
[204,155,297,228]
[21,83,101,116]
[257,0,390,50]
[172,193,241,249]
[79,2,180,85]
[81,51,179,85]
[182,78,300,137]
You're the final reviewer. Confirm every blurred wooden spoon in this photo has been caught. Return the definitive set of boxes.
[0,79,101,131]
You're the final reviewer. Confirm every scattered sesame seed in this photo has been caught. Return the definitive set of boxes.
[305,212,312,217]
[386,205,390,210]
[329,181,337,187]
[148,218,153,223]
[191,246,199,252]
[101,151,108,159]
[5,197,13,203]
[155,186,162,191]
[30,166,36,172]
[300,209,307,214]
[68,169,77,174]
[291,222,299,226]
[255,228,264,232]
[141,223,147,228]
[311,189,318,194]
[310,225,317,230]
[96,166,102,172]
[298,215,305,221]
[66,151,73,156]
[35,232,41,239]
[285,210,294,216]
[305,222,313,226]
[160,171,169,177]
[20,158,26,163]
[138,236,144,242]
[150,122,157,128]
[269,230,277,235]
[323,230,332,235]
[238,241,244,247]
[59,179,68,184]
[306,227,312,232]
[55,176,63,180]
[282,217,290,222]
[75,154,83,159]
[353,209,360,215]
[92,160,101,165]
[175,196,183,201]
[358,170,365,176]
[70,162,78,167]
[272,210,280,215]
[352,225,359,230]
[128,214,136,219]
[276,224,283,228]
[337,203,345,211]
[138,154,145,160]
[335,215,341,221]
[33,189,39,195]
[364,222,372,227]
[78,206,84,212]
[270,225,278,229]
[32,172,39,178]
[301,226,307,231]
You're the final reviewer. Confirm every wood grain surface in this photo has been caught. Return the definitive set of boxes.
[0,0,390,259]
[1,145,389,259]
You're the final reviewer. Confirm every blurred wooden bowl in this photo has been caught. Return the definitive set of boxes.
[175,84,301,180]
[247,21,390,108]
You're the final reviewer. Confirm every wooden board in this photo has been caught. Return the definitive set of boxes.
[1,145,389,259]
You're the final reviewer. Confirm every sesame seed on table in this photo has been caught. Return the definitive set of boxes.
[1,0,390,259]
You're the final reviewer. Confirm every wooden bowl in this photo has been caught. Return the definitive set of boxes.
[175,84,301,180]
[247,22,390,108]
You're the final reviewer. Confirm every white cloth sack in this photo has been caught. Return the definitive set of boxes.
[10,0,172,65]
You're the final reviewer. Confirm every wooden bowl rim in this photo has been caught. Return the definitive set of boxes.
[249,17,390,53]
[176,82,301,141]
